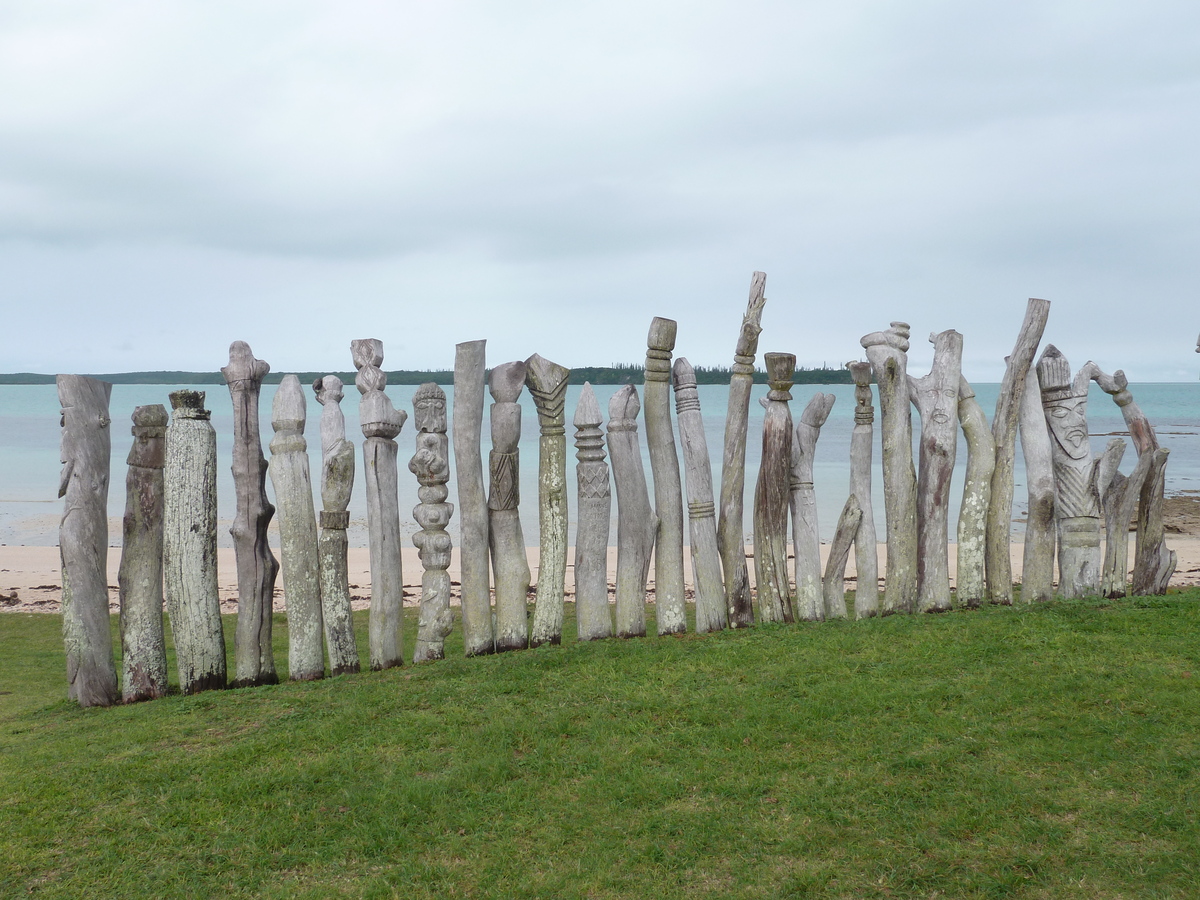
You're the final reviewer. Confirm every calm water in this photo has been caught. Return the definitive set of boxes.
[3,380,1198,548]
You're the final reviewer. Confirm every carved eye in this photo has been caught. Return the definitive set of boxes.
[1050,407,1068,418]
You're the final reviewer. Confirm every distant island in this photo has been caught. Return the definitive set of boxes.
[0,364,854,386]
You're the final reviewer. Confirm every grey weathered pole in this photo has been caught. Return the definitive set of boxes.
[314,375,360,676]
[986,298,1051,604]
[1035,346,1101,598]
[525,354,571,647]
[955,377,994,608]
[822,495,862,620]
[608,385,656,638]
[1095,438,1151,597]
[860,323,917,614]
[791,392,835,622]
[846,361,879,618]
[909,329,962,614]
[753,352,796,625]
[573,383,614,641]
[1086,366,1176,594]
[718,273,766,628]
[1017,367,1055,603]
[118,404,169,703]
[268,375,325,681]
[352,339,407,670]
[644,317,687,635]
[410,383,455,662]
[488,361,532,652]
[164,390,226,694]
[222,341,279,687]
[57,374,118,707]
[673,358,726,634]
[454,339,495,657]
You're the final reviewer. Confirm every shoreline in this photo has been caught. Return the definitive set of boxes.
[5,534,1200,615]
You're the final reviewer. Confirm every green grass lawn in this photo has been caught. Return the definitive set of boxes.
[1,593,1198,899]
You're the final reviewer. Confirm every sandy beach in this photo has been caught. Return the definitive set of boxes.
[5,499,1200,613]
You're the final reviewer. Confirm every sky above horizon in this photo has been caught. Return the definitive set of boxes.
[2,1,1198,382]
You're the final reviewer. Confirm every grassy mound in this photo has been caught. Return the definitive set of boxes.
[2,593,1198,898]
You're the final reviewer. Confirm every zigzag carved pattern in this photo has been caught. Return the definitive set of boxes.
[577,465,611,500]
[1053,461,1099,519]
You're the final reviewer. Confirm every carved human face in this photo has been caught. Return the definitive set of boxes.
[1045,396,1090,460]
[925,384,958,427]
[414,395,447,433]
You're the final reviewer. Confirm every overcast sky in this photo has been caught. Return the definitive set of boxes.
[2,1,1197,381]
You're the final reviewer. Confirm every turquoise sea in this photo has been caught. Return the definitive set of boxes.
[2,381,1198,548]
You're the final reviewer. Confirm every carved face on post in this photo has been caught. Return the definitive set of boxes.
[413,385,447,434]
[924,383,959,427]
[1045,395,1090,460]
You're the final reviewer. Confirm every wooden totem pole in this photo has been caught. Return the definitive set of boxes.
[118,404,169,702]
[718,272,766,628]
[268,374,325,681]
[58,374,118,707]
[454,339,495,657]
[222,341,279,687]
[352,339,407,670]
[955,376,994,608]
[673,358,727,634]
[314,375,360,675]
[573,383,614,641]
[791,392,835,621]
[1036,346,1101,598]
[753,352,796,624]
[525,354,571,647]
[644,317,687,635]
[909,329,962,613]
[164,390,226,694]
[488,361,532,652]
[410,383,455,662]
[846,360,879,618]
[608,385,656,638]
[860,323,917,614]
[1018,367,1056,602]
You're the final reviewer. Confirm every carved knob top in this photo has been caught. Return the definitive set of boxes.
[314,375,344,406]
[860,322,910,353]
[608,383,641,424]
[846,360,873,388]
[351,339,384,370]
[800,392,836,428]
[131,404,168,430]
[222,340,270,390]
[573,382,602,429]
[489,360,527,403]
[647,317,678,352]
[763,352,796,393]
[271,375,307,433]
[169,390,210,420]
[413,382,448,434]
[1037,345,1081,402]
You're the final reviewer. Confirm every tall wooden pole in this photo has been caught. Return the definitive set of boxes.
[454,339,494,656]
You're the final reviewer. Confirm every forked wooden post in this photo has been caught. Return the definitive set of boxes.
[718,272,766,628]
[58,374,118,707]
[754,352,796,624]
[1095,438,1151,598]
[118,404,169,702]
[822,495,862,620]
[410,383,454,662]
[791,392,835,621]
[608,385,656,638]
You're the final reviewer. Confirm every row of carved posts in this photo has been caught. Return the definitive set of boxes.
[55,281,1176,707]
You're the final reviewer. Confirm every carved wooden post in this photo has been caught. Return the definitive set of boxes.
[222,341,279,687]
[986,298,1051,604]
[1086,366,1176,594]
[673,358,726,634]
[410,383,455,662]
[909,329,962,614]
[57,374,118,707]
[314,376,359,676]
[956,377,993,608]
[1095,438,1151,597]
[718,272,766,628]
[791,392,835,621]
[754,352,796,624]
[1018,367,1055,602]
[644,317,687,635]
[846,361,879,618]
[573,383,613,641]
[118,404,169,702]
[454,339,494,657]
[353,339,407,670]
[525,354,570,647]
[268,375,325,681]
[164,390,226,694]
[489,361,531,652]
[608,385,656,638]
[822,495,862,620]
[860,323,917,614]
[1036,346,1101,597]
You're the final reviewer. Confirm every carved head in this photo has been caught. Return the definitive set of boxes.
[413,382,447,434]
[1038,345,1090,460]
[314,375,344,406]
